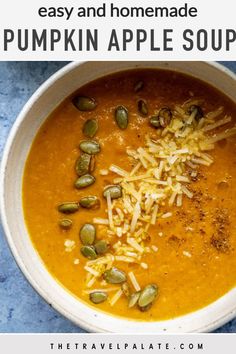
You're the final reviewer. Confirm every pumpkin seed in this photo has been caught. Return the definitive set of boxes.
[80,245,97,259]
[58,202,79,214]
[115,106,129,130]
[128,291,141,308]
[75,174,95,189]
[89,291,108,304]
[138,284,158,307]
[59,219,73,230]
[72,96,97,111]
[79,223,96,245]
[75,153,91,176]
[103,185,122,199]
[139,303,153,312]
[79,196,100,209]
[94,240,108,255]
[121,282,130,297]
[83,119,98,138]
[103,267,126,284]
[149,115,161,128]
[187,105,204,121]
[79,140,100,155]
[138,99,148,116]
[158,107,172,127]
[134,80,144,93]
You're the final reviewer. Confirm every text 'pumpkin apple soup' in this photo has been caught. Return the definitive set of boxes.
[23,69,236,321]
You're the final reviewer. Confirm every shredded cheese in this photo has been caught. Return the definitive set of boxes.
[110,289,123,306]
[181,186,193,199]
[87,276,96,288]
[84,287,120,294]
[183,251,192,258]
[64,239,75,252]
[207,127,236,144]
[176,193,183,207]
[130,162,142,176]
[93,217,109,225]
[203,115,231,132]
[109,164,129,177]
[176,175,190,183]
[106,192,114,229]
[84,266,100,277]
[168,191,178,206]
[128,271,141,291]
[115,255,136,263]
[151,204,159,225]
[162,212,172,219]
[140,262,148,269]
[99,169,109,176]
[130,201,141,233]
[127,238,144,253]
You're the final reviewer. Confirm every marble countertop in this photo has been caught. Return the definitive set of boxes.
[0,61,236,333]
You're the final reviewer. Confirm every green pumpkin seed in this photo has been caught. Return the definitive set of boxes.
[115,106,129,130]
[58,202,79,214]
[59,219,73,230]
[121,282,130,297]
[103,267,126,284]
[89,291,108,304]
[149,115,161,128]
[158,107,172,127]
[80,245,97,259]
[79,140,100,155]
[138,99,148,116]
[103,185,122,199]
[79,223,96,245]
[75,153,91,176]
[139,303,153,312]
[72,96,97,111]
[134,80,144,93]
[138,284,158,307]
[79,196,100,209]
[128,291,141,308]
[83,119,98,138]
[94,240,108,255]
[75,174,95,189]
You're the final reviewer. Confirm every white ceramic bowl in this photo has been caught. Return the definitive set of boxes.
[1,61,236,333]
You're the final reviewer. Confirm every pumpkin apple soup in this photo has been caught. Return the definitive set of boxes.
[23,69,236,321]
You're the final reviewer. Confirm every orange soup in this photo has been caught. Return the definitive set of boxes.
[23,69,236,321]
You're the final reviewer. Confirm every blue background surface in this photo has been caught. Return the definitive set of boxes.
[0,61,236,333]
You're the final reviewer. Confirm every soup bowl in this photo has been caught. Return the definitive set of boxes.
[1,61,236,333]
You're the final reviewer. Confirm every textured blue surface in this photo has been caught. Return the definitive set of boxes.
[0,61,236,333]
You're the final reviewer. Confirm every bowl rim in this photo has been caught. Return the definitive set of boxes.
[1,61,236,333]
